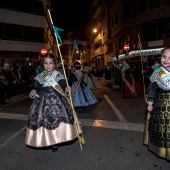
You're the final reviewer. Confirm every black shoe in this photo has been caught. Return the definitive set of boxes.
[81,107,86,110]
[75,107,81,111]
[52,145,58,152]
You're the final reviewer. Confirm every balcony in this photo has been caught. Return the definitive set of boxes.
[90,46,104,58]
[92,6,101,20]
[93,32,102,44]
[133,6,170,26]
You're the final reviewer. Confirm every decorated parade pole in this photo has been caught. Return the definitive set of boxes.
[138,34,146,107]
[72,39,79,63]
[47,9,85,151]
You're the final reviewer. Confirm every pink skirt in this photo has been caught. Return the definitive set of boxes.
[25,87,82,147]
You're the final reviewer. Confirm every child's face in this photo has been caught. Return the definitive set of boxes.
[161,49,170,69]
[43,58,55,73]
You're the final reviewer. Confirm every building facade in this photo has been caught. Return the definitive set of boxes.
[0,0,56,63]
[87,0,170,66]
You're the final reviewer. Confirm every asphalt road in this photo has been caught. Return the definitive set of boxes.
[0,82,169,170]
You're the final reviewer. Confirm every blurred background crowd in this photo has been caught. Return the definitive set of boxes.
[0,59,43,105]
[0,56,160,105]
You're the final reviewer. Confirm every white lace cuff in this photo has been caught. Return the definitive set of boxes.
[29,93,39,99]
[146,100,154,104]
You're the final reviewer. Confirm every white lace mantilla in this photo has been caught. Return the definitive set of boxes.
[150,67,170,90]
[82,66,91,73]
[121,64,130,73]
[35,70,64,87]
[74,70,82,79]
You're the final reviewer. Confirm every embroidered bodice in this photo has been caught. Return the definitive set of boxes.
[150,67,170,90]
[35,70,64,87]
[33,70,66,92]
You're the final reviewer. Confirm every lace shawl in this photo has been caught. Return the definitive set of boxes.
[74,70,82,79]
[34,70,64,87]
[82,66,91,73]
[121,63,130,73]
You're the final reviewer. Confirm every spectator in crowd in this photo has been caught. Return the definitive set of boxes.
[9,63,19,96]
[14,65,26,94]
[1,61,12,99]
[0,63,8,105]
[20,61,31,92]
[33,61,43,76]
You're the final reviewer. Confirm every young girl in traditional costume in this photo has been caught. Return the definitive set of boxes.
[69,61,97,110]
[81,62,101,90]
[25,53,82,152]
[120,59,143,98]
[144,47,170,160]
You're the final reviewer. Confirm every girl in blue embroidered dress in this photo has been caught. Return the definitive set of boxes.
[69,61,97,109]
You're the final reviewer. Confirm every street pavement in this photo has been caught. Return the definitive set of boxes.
[0,81,170,170]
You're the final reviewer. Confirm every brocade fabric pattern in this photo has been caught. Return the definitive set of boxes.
[28,87,74,131]
[149,92,170,148]
[150,67,170,90]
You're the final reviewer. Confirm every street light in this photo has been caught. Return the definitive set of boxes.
[93,29,97,33]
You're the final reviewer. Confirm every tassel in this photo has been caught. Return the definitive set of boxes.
[79,122,82,127]
[79,135,85,144]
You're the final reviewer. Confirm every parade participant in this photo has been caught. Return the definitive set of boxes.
[112,62,122,89]
[1,62,12,99]
[144,47,170,160]
[120,59,143,98]
[69,61,97,110]
[25,53,82,152]
[103,64,112,83]
[81,62,101,90]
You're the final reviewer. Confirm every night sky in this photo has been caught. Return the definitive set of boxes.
[51,0,91,30]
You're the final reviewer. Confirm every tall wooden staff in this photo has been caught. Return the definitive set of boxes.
[138,34,146,108]
[48,9,85,151]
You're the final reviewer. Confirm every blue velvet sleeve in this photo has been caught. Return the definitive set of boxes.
[33,80,43,92]
[68,73,76,86]
[58,79,67,91]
